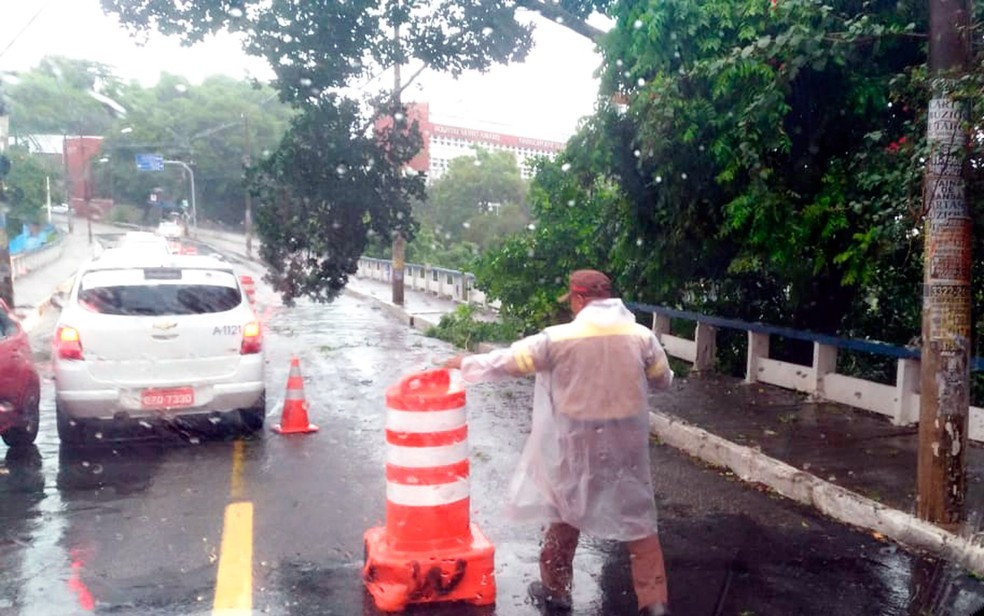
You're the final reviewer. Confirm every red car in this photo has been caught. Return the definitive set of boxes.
[0,299,40,447]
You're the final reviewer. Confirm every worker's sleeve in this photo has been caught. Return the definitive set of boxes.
[644,333,674,391]
[459,333,548,384]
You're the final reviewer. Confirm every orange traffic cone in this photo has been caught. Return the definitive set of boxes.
[272,357,319,434]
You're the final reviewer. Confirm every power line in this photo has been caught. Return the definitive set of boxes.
[0,0,57,62]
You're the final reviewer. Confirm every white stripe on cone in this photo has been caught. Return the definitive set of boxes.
[386,441,468,468]
[386,408,466,433]
[386,479,470,507]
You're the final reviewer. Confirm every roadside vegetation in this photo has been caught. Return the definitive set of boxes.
[5,2,984,395]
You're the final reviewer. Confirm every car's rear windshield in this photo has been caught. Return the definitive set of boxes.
[79,268,241,316]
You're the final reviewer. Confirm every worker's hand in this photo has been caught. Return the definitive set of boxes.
[442,354,466,370]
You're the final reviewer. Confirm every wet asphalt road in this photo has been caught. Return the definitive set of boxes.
[2,240,984,615]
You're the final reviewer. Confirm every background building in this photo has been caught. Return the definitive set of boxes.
[403,103,566,181]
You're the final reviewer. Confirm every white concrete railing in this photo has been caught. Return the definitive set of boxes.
[356,257,497,309]
[10,238,64,281]
[643,309,984,443]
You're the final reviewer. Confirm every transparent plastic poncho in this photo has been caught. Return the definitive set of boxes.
[460,298,673,541]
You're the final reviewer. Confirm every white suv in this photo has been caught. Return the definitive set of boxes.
[52,252,265,444]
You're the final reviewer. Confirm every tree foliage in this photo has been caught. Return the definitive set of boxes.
[96,74,292,224]
[2,146,58,228]
[100,0,612,304]
[249,99,425,304]
[3,57,124,136]
[415,148,530,250]
[4,59,293,226]
[480,0,963,362]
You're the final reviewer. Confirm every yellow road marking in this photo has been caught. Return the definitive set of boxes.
[230,440,246,501]
[213,440,252,614]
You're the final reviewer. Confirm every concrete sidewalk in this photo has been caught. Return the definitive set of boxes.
[12,227,95,333]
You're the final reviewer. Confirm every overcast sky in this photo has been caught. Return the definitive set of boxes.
[0,0,604,142]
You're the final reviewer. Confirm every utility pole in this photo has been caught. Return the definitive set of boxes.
[390,23,406,307]
[0,113,13,307]
[82,134,92,246]
[917,0,972,527]
[243,114,253,260]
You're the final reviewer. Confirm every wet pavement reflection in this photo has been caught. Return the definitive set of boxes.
[2,276,984,615]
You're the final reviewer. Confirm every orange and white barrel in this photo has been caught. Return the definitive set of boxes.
[384,370,471,550]
[364,369,495,612]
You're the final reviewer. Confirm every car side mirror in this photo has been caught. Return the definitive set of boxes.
[50,294,64,309]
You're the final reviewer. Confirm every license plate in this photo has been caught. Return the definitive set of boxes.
[141,387,195,409]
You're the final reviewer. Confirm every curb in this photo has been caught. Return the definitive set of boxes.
[17,296,54,335]
[343,283,438,332]
[17,275,76,335]
[649,410,984,576]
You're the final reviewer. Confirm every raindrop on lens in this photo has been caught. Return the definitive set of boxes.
[633,149,641,157]
[655,175,663,183]
[633,19,643,29]
[637,78,645,86]
[636,238,644,246]
[567,200,575,207]
[561,163,572,172]
[527,223,536,231]
[681,172,688,179]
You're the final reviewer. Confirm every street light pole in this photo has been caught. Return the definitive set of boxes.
[391,23,406,307]
[243,114,253,259]
[163,159,197,238]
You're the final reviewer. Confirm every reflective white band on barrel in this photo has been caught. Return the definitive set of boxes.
[386,479,470,507]
[386,408,466,433]
[387,441,468,468]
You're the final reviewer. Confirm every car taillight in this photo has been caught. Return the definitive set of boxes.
[56,326,84,360]
[241,321,262,354]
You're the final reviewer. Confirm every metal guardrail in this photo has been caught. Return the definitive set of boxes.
[356,257,496,308]
[355,256,984,441]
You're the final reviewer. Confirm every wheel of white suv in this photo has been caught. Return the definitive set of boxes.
[56,403,85,446]
[2,385,40,447]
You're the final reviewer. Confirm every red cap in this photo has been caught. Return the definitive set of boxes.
[558,269,612,302]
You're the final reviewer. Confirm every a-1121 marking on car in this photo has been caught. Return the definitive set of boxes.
[141,387,195,409]
[213,324,243,336]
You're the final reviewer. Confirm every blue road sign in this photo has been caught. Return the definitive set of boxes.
[135,154,164,171]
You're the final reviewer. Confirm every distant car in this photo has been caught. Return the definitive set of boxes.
[118,231,172,255]
[51,203,70,215]
[52,252,265,444]
[0,299,41,447]
[156,220,185,240]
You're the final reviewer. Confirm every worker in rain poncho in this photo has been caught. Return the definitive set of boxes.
[444,269,673,616]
